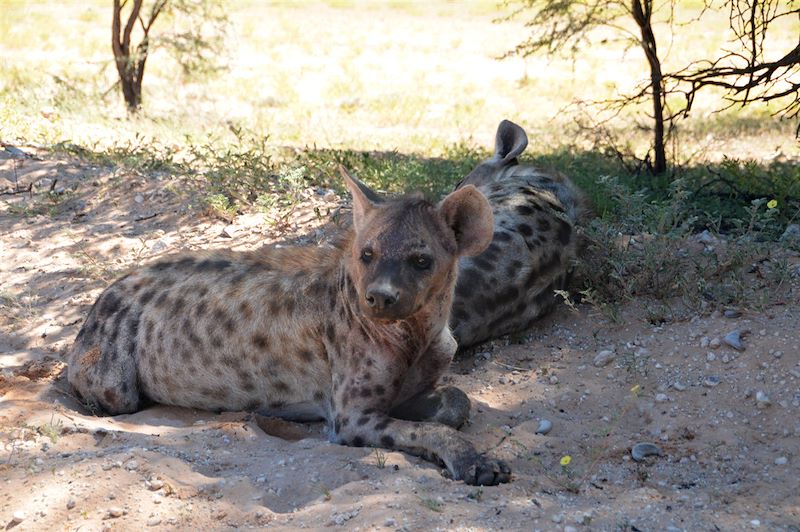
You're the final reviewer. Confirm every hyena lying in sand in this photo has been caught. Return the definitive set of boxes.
[67,168,511,486]
[450,120,587,348]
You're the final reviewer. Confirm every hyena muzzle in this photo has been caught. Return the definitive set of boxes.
[450,119,588,348]
[67,167,511,486]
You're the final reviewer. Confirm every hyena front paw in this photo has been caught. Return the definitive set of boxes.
[458,455,512,486]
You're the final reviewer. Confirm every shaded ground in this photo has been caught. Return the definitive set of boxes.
[1,152,799,531]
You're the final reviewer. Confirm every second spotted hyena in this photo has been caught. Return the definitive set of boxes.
[67,168,511,486]
[450,120,588,348]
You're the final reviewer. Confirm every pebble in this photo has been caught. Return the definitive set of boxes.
[709,338,721,349]
[106,507,124,519]
[724,309,742,318]
[147,517,162,526]
[655,393,669,403]
[125,460,139,471]
[755,391,771,407]
[703,376,721,387]
[593,350,615,367]
[722,330,745,351]
[700,336,710,348]
[548,375,559,385]
[564,527,578,532]
[774,456,788,465]
[10,512,25,524]
[551,512,564,523]
[772,350,783,359]
[535,419,553,435]
[706,352,716,362]
[672,382,687,391]
[134,194,144,204]
[66,498,76,510]
[147,479,164,491]
[631,442,662,461]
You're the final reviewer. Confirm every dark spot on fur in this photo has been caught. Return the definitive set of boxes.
[557,220,572,245]
[139,289,157,306]
[210,336,222,348]
[374,385,385,396]
[252,333,269,349]
[452,305,470,322]
[516,204,534,216]
[155,292,168,308]
[517,223,533,237]
[351,436,365,447]
[360,387,373,398]
[537,217,551,232]
[473,256,494,272]
[239,301,253,319]
[195,300,207,317]
[380,435,395,448]
[98,292,121,317]
[409,432,417,441]
[274,380,289,392]
[172,296,186,315]
[357,416,370,426]
[314,391,325,401]
[197,259,231,272]
[374,418,392,430]
[300,350,313,363]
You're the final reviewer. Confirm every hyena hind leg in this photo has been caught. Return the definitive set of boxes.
[390,386,471,429]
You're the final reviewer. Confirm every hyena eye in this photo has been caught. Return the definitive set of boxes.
[410,254,433,270]
[360,248,374,264]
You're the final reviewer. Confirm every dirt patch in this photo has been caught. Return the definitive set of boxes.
[1,155,799,530]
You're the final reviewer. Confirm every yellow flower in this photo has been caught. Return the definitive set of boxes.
[630,384,641,395]
[560,455,572,467]
[767,199,778,209]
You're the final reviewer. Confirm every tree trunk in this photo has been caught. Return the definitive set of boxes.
[632,0,667,175]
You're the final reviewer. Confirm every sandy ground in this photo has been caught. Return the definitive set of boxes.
[1,152,799,531]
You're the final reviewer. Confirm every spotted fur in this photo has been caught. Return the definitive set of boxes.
[67,168,510,486]
[450,120,588,348]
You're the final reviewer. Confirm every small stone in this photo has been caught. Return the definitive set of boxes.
[722,330,745,351]
[631,442,662,461]
[750,519,761,528]
[10,512,25,524]
[773,351,783,359]
[755,391,771,407]
[703,376,721,387]
[125,460,139,471]
[700,337,710,348]
[655,393,669,403]
[147,479,164,491]
[66,498,76,510]
[221,225,240,238]
[780,223,800,244]
[147,517,162,526]
[106,507,124,519]
[706,352,716,362]
[134,194,144,204]
[593,350,615,367]
[535,419,553,435]
[774,456,788,465]
[724,309,742,318]
[564,526,578,532]
[672,382,686,391]
[551,512,564,523]
[548,375,559,385]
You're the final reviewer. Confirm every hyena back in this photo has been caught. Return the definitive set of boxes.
[450,120,588,348]
[68,168,511,486]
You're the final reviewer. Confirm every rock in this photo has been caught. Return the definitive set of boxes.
[535,419,553,435]
[774,456,788,465]
[723,330,745,351]
[551,512,564,523]
[709,337,721,349]
[134,194,144,204]
[66,498,76,510]
[655,393,669,402]
[221,225,240,238]
[631,442,662,461]
[125,460,139,471]
[593,350,615,367]
[147,517,162,526]
[724,309,742,318]
[780,223,800,244]
[703,376,721,387]
[147,479,164,491]
[706,352,716,362]
[106,507,124,519]
[755,391,771,408]
[548,375,559,385]
[10,512,25,524]
[672,382,687,391]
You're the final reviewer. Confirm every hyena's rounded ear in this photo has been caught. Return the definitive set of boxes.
[493,119,528,165]
[438,185,493,257]
[339,165,383,232]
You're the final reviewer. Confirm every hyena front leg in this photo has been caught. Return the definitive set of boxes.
[390,328,470,429]
[334,411,510,486]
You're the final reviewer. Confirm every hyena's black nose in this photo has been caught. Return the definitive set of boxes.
[366,287,399,310]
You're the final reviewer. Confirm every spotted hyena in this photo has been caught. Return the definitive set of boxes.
[67,168,511,486]
[450,120,587,348]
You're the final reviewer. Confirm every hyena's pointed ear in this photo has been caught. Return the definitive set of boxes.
[493,119,528,165]
[339,165,382,232]
[438,185,493,257]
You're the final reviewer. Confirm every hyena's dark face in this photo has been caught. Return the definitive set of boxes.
[350,201,458,322]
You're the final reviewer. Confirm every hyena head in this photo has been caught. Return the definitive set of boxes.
[340,167,493,322]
